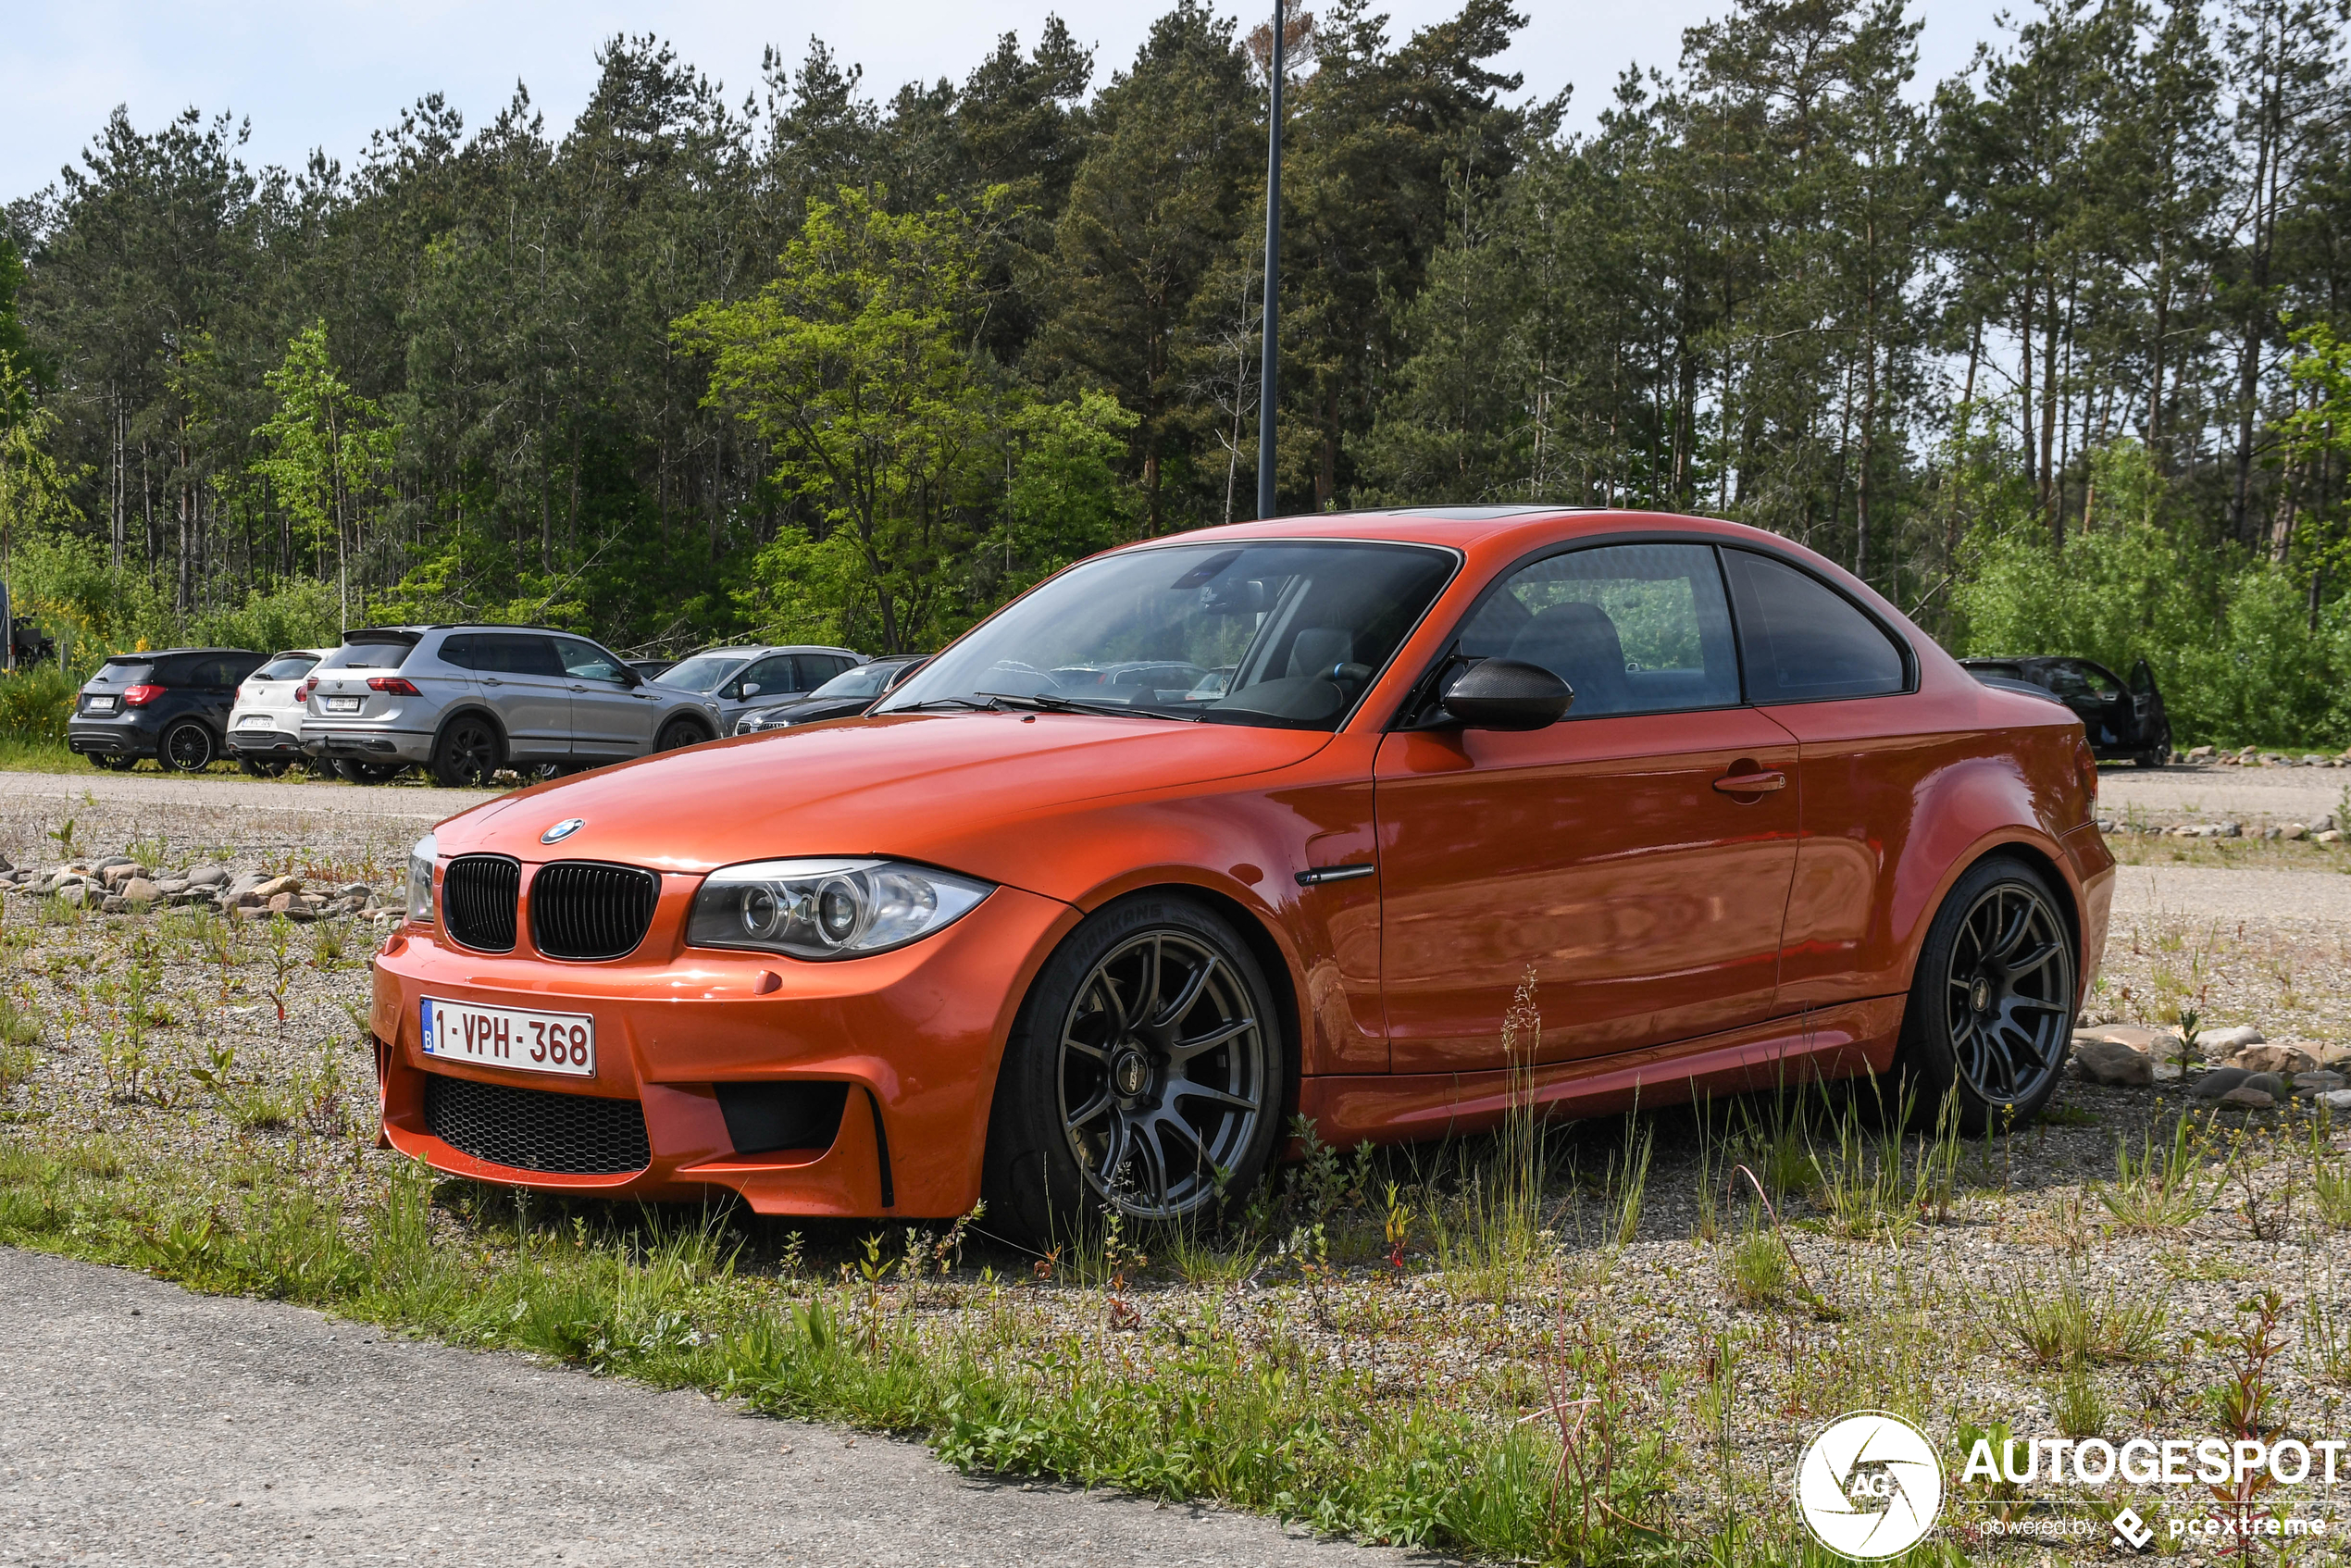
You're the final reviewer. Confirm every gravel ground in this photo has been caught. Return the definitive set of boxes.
[9,768,2351,1562]
[2100,761,2350,827]
[0,1247,1409,1568]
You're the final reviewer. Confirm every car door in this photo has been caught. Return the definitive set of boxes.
[2127,658,2167,752]
[469,633,573,759]
[1719,547,1932,1009]
[1375,541,1802,1072]
[717,653,806,731]
[554,636,658,757]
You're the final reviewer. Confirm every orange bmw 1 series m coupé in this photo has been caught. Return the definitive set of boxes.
[371,507,2114,1242]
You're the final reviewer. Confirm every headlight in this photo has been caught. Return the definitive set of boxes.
[686,858,991,960]
[736,712,787,735]
[407,832,438,925]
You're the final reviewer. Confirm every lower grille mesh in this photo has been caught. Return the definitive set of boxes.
[442,855,519,952]
[423,1073,651,1175]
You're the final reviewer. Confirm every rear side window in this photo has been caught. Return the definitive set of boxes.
[320,640,417,672]
[255,655,317,681]
[1723,550,1908,703]
[470,634,566,678]
[1458,541,1740,717]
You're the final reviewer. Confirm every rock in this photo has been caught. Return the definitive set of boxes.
[155,877,189,896]
[2242,1071,2292,1099]
[183,865,230,889]
[2223,820,2244,837]
[2282,822,2309,840]
[2321,1089,2351,1114]
[2188,745,2215,760]
[119,877,159,906]
[99,895,127,914]
[2305,755,2328,766]
[2073,1037,2154,1086]
[338,882,370,901]
[166,889,212,905]
[2320,815,2342,834]
[2317,1043,2351,1070]
[225,871,267,901]
[2320,831,2345,845]
[2201,1025,2265,1055]
[267,891,296,915]
[2192,1067,2253,1099]
[2220,1085,2277,1110]
[2230,1043,2317,1075]
[2294,1071,2345,1096]
[252,875,303,902]
[2079,1024,2192,1064]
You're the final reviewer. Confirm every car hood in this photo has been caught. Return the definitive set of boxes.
[439,713,1333,890]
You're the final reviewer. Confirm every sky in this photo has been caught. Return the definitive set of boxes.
[0,0,2014,205]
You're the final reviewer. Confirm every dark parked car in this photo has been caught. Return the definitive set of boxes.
[69,647,266,771]
[626,658,675,682]
[731,655,927,734]
[1959,655,2171,765]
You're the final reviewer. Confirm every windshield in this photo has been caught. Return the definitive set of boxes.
[810,660,905,701]
[93,660,154,685]
[877,541,1456,730]
[658,653,749,693]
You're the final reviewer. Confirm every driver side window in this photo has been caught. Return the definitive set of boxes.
[555,638,628,682]
[1458,542,1740,718]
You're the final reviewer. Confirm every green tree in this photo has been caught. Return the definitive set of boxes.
[249,323,397,632]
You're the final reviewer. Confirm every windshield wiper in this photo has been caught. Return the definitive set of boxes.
[976,691,1199,722]
[887,696,1001,713]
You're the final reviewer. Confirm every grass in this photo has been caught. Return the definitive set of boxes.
[1977,1274,2167,1369]
[2097,1114,2220,1232]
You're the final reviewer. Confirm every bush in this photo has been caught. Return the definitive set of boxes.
[0,665,78,745]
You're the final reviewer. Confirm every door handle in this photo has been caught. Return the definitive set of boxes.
[1712,769,1786,795]
[569,683,588,692]
[481,678,504,687]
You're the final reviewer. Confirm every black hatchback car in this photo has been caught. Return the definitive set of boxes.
[1959,653,2172,765]
[68,647,266,772]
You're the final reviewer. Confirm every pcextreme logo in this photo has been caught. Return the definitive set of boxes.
[1795,1411,1946,1560]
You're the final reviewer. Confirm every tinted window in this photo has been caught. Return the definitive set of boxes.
[811,660,898,700]
[554,637,628,682]
[187,658,233,687]
[319,639,417,671]
[1458,542,1739,718]
[255,654,318,681]
[737,655,800,696]
[658,653,748,692]
[1723,550,1907,703]
[94,660,154,685]
[472,634,566,678]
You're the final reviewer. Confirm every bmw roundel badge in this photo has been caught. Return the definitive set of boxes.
[541,817,587,844]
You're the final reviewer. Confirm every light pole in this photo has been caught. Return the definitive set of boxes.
[1256,0,1284,522]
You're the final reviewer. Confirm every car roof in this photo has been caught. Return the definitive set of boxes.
[1106,504,1808,561]
[100,646,257,660]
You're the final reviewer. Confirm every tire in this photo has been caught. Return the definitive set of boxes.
[655,717,708,753]
[89,753,137,772]
[1894,855,2078,1134]
[431,714,504,789]
[159,720,218,773]
[239,759,290,778]
[984,893,1285,1247]
[334,759,404,785]
[2133,750,2167,768]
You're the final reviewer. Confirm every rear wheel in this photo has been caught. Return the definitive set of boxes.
[1895,856,2077,1133]
[655,717,707,753]
[430,715,503,789]
[984,894,1284,1246]
[159,720,218,773]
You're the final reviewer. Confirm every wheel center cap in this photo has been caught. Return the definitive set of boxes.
[1971,977,1994,1013]
[1113,1048,1151,1098]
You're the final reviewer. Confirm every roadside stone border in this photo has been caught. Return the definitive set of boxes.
[6,854,402,925]
[2069,1019,2351,1114]
[2093,812,2343,842]
[2181,745,2351,767]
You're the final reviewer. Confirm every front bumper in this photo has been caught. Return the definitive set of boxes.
[68,717,158,757]
[304,724,434,763]
[369,876,1076,1217]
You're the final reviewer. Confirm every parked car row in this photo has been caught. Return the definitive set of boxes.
[66,628,906,786]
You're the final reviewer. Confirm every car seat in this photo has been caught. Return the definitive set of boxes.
[1507,602,1628,714]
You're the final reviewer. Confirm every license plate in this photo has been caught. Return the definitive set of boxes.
[419,997,595,1077]
[86,696,117,713]
[327,695,362,713]
[240,716,276,729]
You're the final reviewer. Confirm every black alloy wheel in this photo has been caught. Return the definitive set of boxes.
[655,717,707,753]
[160,720,218,773]
[88,753,137,772]
[986,895,1283,1244]
[432,715,503,789]
[1897,856,2076,1132]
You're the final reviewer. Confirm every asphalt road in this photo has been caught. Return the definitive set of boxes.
[0,1248,1411,1568]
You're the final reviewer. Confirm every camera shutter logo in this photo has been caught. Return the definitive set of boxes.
[1795,1411,1944,1560]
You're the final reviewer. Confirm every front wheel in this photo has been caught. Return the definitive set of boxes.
[654,718,707,753]
[984,894,1284,1246]
[159,720,218,772]
[89,753,137,772]
[431,715,503,789]
[1895,856,2077,1133]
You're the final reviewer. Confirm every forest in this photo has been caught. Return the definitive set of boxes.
[2,0,2349,745]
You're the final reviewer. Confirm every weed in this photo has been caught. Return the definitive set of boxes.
[2098,1114,2216,1232]
[1724,1212,1791,1308]
[2052,1368,2108,1437]
[1978,1274,2166,1369]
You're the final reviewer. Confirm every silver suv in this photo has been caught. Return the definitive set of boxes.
[649,644,865,734]
[300,626,726,787]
